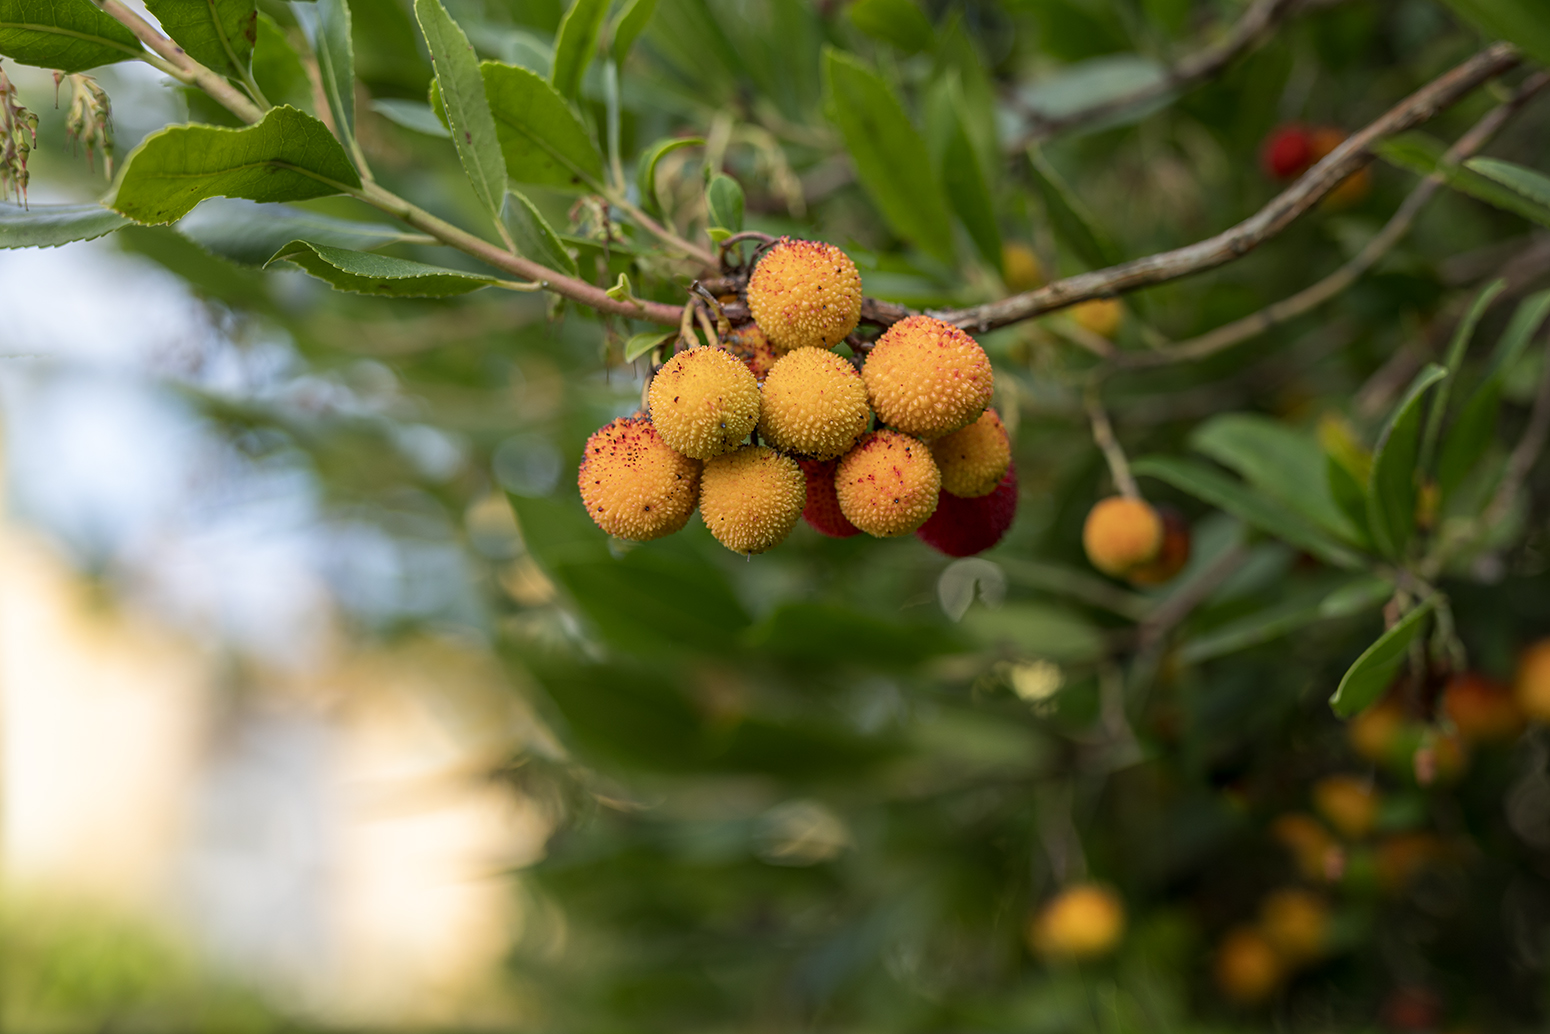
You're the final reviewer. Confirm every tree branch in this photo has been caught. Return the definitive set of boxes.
[1116,70,1550,370]
[906,44,1522,336]
[95,0,266,124]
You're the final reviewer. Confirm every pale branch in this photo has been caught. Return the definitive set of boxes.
[1085,385,1139,499]
[1011,0,1344,147]
[94,0,265,123]
[1116,70,1550,370]
[894,44,1523,336]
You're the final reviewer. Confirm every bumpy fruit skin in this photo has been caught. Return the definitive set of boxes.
[578,416,701,541]
[1002,242,1043,292]
[1515,639,1550,722]
[1261,124,1315,179]
[699,445,805,554]
[1029,884,1125,961]
[917,463,1018,557]
[863,315,994,439]
[759,348,872,460]
[721,321,779,382]
[648,347,761,460]
[745,237,863,351]
[1215,928,1284,1003]
[1082,497,1163,577]
[835,430,941,537]
[1443,671,1524,743]
[1312,775,1378,840]
[797,458,861,538]
[1259,888,1329,965]
[1126,505,1191,585]
[931,408,1011,498]
[1070,298,1121,338]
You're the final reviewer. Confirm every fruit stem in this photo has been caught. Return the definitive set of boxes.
[1085,383,1139,499]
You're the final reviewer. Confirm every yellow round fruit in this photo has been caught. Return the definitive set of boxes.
[578,416,701,541]
[1082,497,1163,577]
[1270,813,1341,883]
[1259,888,1329,966]
[745,237,863,351]
[758,347,872,460]
[1029,883,1126,961]
[722,321,780,382]
[863,315,994,440]
[1002,242,1043,292]
[698,445,805,554]
[931,408,1011,498]
[1515,639,1550,722]
[647,346,761,460]
[1312,775,1378,840]
[1215,927,1284,1004]
[834,430,941,537]
[1071,298,1122,338]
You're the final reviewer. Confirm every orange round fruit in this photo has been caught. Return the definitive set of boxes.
[863,315,994,440]
[834,429,941,537]
[1028,883,1126,961]
[1312,775,1378,840]
[1126,505,1190,586]
[648,346,761,460]
[698,445,805,555]
[1216,927,1284,1004]
[745,237,863,351]
[1259,888,1329,966]
[721,321,779,382]
[758,347,871,460]
[930,407,1011,498]
[578,416,701,541]
[1442,672,1522,743]
[1514,639,1550,722]
[1082,497,1163,578]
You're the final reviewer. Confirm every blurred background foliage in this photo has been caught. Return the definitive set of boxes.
[4,0,1550,1028]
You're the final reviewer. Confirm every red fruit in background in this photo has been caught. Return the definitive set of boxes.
[1262,124,1315,179]
[797,458,860,538]
[916,464,1018,557]
[1127,505,1191,586]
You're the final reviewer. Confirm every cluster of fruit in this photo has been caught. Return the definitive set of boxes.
[579,238,1016,557]
[1260,122,1371,208]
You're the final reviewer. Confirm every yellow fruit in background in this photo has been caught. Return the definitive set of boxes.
[1271,813,1341,882]
[1312,775,1378,840]
[758,347,872,460]
[698,445,806,555]
[835,430,941,537]
[1514,639,1550,722]
[578,416,701,541]
[722,321,779,382]
[745,237,863,351]
[1259,888,1329,965]
[1002,242,1043,292]
[647,346,762,460]
[1443,671,1524,743]
[1029,883,1126,961]
[1349,698,1409,763]
[1070,298,1121,338]
[930,408,1012,498]
[1216,927,1285,1003]
[1082,496,1162,577]
[863,315,994,440]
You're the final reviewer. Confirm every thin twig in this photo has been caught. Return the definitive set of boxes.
[1085,383,1139,499]
[95,0,265,122]
[1115,71,1550,370]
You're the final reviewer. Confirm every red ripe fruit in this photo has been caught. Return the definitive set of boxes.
[1262,124,1315,180]
[916,464,1018,557]
[797,458,860,538]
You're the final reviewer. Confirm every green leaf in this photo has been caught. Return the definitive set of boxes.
[1433,0,1550,67]
[1326,454,1371,547]
[1421,279,1504,476]
[1180,576,1391,664]
[635,135,701,211]
[705,173,743,232]
[960,602,1104,663]
[846,0,934,55]
[503,189,578,276]
[416,0,508,224]
[822,47,955,262]
[926,72,1002,274]
[1466,157,1550,211]
[483,60,605,188]
[1190,413,1364,545]
[109,106,360,225]
[144,0,256,82]
[293,0,355,141]
[1026,146,1122,271]
[623,330,673,362]
[177,197,425,265]
[1329,596,1436,718]
[0,0,143,72]
[266,239,498,296]
[550,0,607,99]
[553,547,752,657]
[252,12,313,112]
[1376,134,1550,230]
[371,98,450,137]
[1366,364,1447,559]
[747,603,963,667]
[1131,455,1365,569]
[609,0,656,62]
[0,201,128,248]
[1438,289,1550,499]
